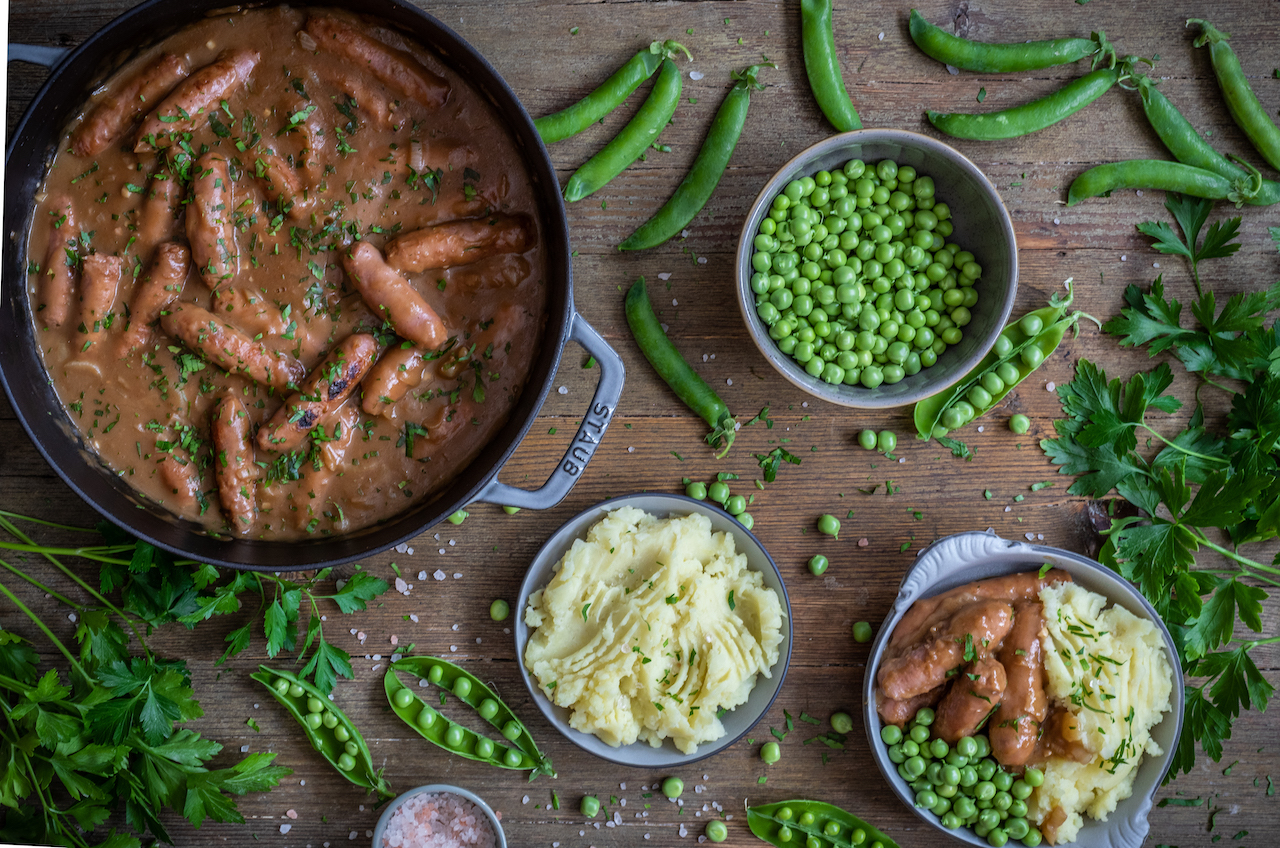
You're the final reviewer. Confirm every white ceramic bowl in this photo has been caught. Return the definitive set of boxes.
[861,531,1184,848]
[736,129,1018,408]
[514,493,792,768]
[371,784,507,848]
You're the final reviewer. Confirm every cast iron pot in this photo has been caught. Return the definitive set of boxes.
[3,0,623,571]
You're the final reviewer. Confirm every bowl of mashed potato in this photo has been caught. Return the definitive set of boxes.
[516,493,792,767]
[862,530,1183,848]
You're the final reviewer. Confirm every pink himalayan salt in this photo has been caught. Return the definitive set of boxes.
[382,792,498,848]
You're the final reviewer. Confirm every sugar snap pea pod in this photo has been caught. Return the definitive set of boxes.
[747,799,899,848]
[251,666,393,802]
[801,0,861,131]
[1066,160,1249,207]
[535,41,690,144]
[1135,76,1280,206]
[385,657,555,780]
[1190,20,1280,173]
[909,10,1113,73]
[625,276,735,456]
[563,57,683,202]
[619,63,773,251]
[927,64,1124,140]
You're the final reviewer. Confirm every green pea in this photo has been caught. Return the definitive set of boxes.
[706,820,729,843]
[708,482,730,504]
[761,741,781,763]
[809,554,830,576]
[910,724,930,744]
[1022,827,1042,846]
[1005,818,1030,840]
[336,752,356,772]
[288,683,305,698]
[478,698,500,721]
[957,736,978,758]
[853,621,873,643]
[776,806,795,821]
[941,407,966,430]
[915,788,938,809]
[904,756,926,778]
[738,512,754,530]
[1009,414,1031,434]
[475,737,495,759]
[445,725,466,748]
[993,334,1013,358]
[392,689,415,709]
[662,776,684,799]
[416,706,436,730]
[914,707,935,726]
[817,514,840,538]
[726,495,747,515]
[580,795,601,817]
[1019,314,1044,335]
[1023,767,1044,788]
[322,711,339,729]
[344,741,359,757]
[981,371,1005,395]
[858,429,878,450]
[967,385,992,409]
[304,712,323,729]
[988,827,1008,847]
[798,811,816,827]
[334,723,352,742]
[993,770,1014,792]
[901,739,919,757]
[1021,345,1044,368]
[877,430,897,453]
[447,509,468,525]
[273,678,290,695]
[502,720,522,742]
[453,678,473,699]
[831,711,854,734]
[427,664,444,685]
[778,825,794,843]
[490,598,511,621]
[930,738,949,758]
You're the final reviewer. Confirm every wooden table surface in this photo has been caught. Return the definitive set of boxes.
[7,1,1280,846]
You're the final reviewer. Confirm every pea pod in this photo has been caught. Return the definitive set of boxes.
[801,0,862,132]
[535,41,690,145]
[251,666,393,802]
[746,799,898,848]
[926,63,1124,140]
[563,57,683,202]
[1066,160,1255,207]
[619,63,773,251]
[908,10,1112,73]
[1190,20,1280,173]
[385,656,555,780]
[913,282,1093,441]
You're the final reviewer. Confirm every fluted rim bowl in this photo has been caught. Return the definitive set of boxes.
[514,493,793,768]
[736,129,1018,409]
[861,531,1185,848]
[370,784,507,848]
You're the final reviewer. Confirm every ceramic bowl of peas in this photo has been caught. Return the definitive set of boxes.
[736,129,1017,408]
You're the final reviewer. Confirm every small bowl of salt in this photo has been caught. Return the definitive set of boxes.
[372,785,506,848]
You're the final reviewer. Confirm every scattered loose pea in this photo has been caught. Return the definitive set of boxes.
[808,554,829,576]
[705,819,729,842]
[858,429,878,450]
[489,599,510,621]
[831,711,854,734]
[709,481,730,504]
[818,514,841,538]
[502,505,521,514]
[761,741,782,763]
[853,621,873,643]
[726,494,747,515]
[447,509,469,525]
[580,795,600,817]
[738,512,755,530]
[1009,414,1031,434]
[662,776,685,799]
[877,430,897,453]
[686,481,708,500]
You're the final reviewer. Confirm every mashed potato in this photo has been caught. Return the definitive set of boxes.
[1028,582,1174,844]
[523,507,785,754]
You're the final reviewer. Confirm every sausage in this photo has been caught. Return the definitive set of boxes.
[878,600,1014,702]
[118,242,189,356]
[77,253,123,345]
[888,570,1073,656]
[989,603,1048,767]
[409,137,477,174]
[384,214,533,273]
[39,195,78,328]
[186,153,238,290]
[160,304,304,390]
[361,343,427,417]
[296,111,327,186]
[257,334,378,453]
[252,151,310,217]
[156,452,201,513]
[137,171,183,254]
[295,403,362,532]
[444,253,531,291]
[932,657,1008,744]
[877,684,946,728]
[305,14,449,109]
[310,63,401,130]
[212,394,257,534]
[435,302,532,380]
[342,241,448,349]
[135,49,260,151]
[318,402,361,474]
[211,286,290,339]
[70,53,189,157]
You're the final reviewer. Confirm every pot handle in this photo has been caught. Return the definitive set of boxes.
[9,44,71,69]
[472,312,624,510]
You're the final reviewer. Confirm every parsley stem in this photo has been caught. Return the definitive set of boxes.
[1200,376,1236,394]
[1194,532,1280,577]
[0,556,79,608]
[0,541,133,565]
[0,577,91,684]
[0,510,102,535]
[1140,424,1229,465]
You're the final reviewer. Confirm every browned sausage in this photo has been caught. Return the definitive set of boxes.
[878,600,1014,702]
[877,684,946,728]
[70,53,189,157]
[161,304,304,390]
[186,153,237,290]
[343,241,448,349]
[933,657,1007,743]
[210,286,290,339]
[252,152,310,217]
[990,603,1048,767]
[384,214,533,273]
[258,334,378,453]
[310,63,401,130]
[156,452,201,513]
[138,171,183,252]
[77,253,123,345]
[305,15,449,109]
[361,343,427,417]
[118,242,189,356]
[135,49,260,151]
[296,111,327,186]
[318,403,361,474]
[888,570,1073,656]
[212,394,257,534]
[39,196,78,328]
[436,302,531,380]
[445,253,532,291]
[294,403,362,532]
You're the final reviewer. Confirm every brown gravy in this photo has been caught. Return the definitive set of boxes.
[26,6,547,540]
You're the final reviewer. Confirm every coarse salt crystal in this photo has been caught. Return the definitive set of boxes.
[391,653,402,662]
[658,273,672,280]
[418,571,427,580]
[858,537,869,546]
[357,631,366,641]
[1025,532,1035,541]
[1136,190,1143,196]
[1037,534,1045,541]
[452,624,459,631]
[454,572,462,579]
[390,635,398,645]
[523,796,530,804]
[373,654,382,661]
[410,614,419,623]
[878,31,884,40]
[672,299,679,306]
[1005,506,1012,513]
[1053,218,1060,225]
[680,824,689,837]
[977,426,984,433]
[371,663,381,672]
[689,70,704,80]
[241,745,250,752]
[621,799,627,806]
[558,386,568,394]
[349,832,357,841]
[710,354,715,359]
[287,809,298,819]
[726,378,733,386]
[628,446,635,453]
[621,783,627,790]
[68,613,77,623]
[280,824,292,835]
[419,679,429,688]
[1153,262,1160,268]
[899,457,906,463]
[395,577,408,593]
[697,256,707,264]
[1047,381,1056,392]
[254,703,260,708]
[661,324,669,332]
[434,570,446,580]
[350,628,358,635]
[946,64,959,74]
[439,548,446,555]
[476,637,482,644]
[407,547,414,555]
[450,645,457,652]
[301,780,306,786]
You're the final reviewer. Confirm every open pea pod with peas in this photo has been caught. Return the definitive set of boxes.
[251,666,394,802]
[747,799,898,848]
[384,656,555,780]
[913,281,1096,441]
